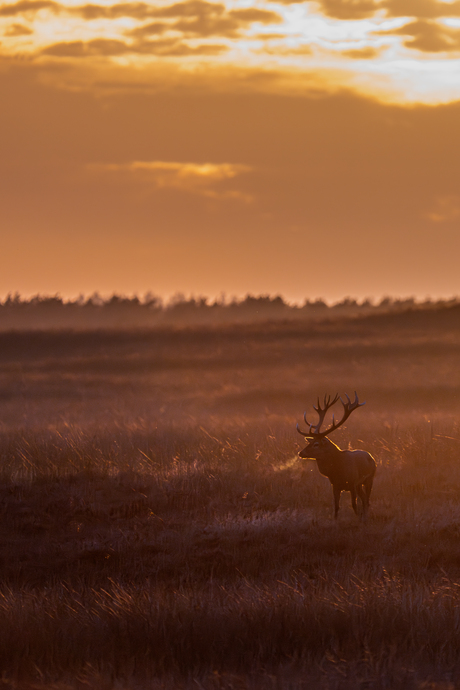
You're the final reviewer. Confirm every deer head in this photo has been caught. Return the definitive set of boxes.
[296,392,365,459]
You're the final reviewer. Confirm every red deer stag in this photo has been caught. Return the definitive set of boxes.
[297,393,376,519]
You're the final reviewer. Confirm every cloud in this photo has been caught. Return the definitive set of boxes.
[376,19,460,52]
[172,15,243,38]
[72,2,153,20]
[426,195,460,222]
[274,0,312,4]
[0,0,58,16]
[144,1,226,19]
[74,1,282,37]
[384,0,460,19]
[4,21,32,34]
[0,0,282,29]
[89,160,253,200]
[313,0,379,20]
[70,0,223,21]
[172,6,282,38]
[341,46,380,58]
[4,0,460,23]
[40,36,228,57]
[254,33,291,41]
[126,22,168,39]
[259,43,312,56]
[25,0,282,55]
[228,8,282,24]
[138,40,227,56]
[313,0,460,20]
[41,38,129,57]
[3,0,460,105]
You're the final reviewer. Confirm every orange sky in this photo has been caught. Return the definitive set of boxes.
[1,0,460,303]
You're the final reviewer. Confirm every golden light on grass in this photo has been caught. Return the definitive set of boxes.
[0,311,460,685]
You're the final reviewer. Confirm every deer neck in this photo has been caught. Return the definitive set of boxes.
[315,439,343,477]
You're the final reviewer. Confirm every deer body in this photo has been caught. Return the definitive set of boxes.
[299,437,375,519]
[297,393,376,519]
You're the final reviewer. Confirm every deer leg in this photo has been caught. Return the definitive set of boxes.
[356,484,368,520]
[363,476,374,504]
[333,485,341,519]
[350,487,358,515]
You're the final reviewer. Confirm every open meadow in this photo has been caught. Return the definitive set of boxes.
[1,306,460,688]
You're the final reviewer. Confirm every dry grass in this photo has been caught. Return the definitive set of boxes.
[0,313,459,688]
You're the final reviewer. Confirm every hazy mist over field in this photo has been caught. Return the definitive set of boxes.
[1,291,459,330]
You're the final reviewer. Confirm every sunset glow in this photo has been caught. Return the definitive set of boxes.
[3,0,460,102]
[1,0,460,302]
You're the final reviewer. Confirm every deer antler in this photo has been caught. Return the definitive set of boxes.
[306,393,340,434]
[297,392,365,438]
[297,393,339,436]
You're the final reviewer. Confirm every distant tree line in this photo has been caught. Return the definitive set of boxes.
[0,292,458,331]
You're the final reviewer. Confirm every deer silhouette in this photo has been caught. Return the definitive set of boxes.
[297,393,376,519]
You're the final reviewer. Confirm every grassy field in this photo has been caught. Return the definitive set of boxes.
[0,308,460,688]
